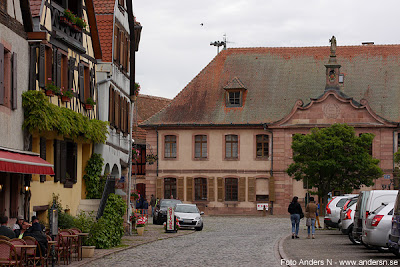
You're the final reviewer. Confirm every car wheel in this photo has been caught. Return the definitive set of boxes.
[195,224,203,231]
[348,227,361,245]
[394,248,400,257]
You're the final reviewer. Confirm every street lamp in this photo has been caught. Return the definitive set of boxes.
[49,200,58,267]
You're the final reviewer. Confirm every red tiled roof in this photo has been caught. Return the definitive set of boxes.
[96,14,113,62]
[93,0,115,14]
[30,0,42,17]
[142,44,400,126]
[133,94,171,142]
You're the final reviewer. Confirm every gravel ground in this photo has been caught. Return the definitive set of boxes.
[91,216,290,267]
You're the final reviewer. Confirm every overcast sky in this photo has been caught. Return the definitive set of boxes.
[134,0,400,100]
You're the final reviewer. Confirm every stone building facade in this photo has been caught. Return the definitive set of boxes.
[141,39,400,215]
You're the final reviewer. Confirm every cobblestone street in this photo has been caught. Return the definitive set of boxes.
[91,216,290,267]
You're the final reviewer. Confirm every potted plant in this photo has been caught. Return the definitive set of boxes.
[136,216,147,236]
[82,246,95,258]
[85,97,96,110]
[45,79,60,96]
[130,192,139,201]
[146,153,158,165]
[60,9,74,27]
[134,82,140,96]
[59,87,74,102]
[74,17,87,32]
[132,147,140,161]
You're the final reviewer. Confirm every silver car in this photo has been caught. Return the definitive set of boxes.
[175,204,204,231]
[362,202,394,251]
[339,197,358,232]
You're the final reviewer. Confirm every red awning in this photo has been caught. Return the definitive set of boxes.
[0,148,54,175]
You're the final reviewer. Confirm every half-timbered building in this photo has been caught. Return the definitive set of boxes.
[26,0,102,219]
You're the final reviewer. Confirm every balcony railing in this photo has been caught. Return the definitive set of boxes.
[50,3,86,53]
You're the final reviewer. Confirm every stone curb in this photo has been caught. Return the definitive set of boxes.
[277,234,295,267]
[69,230,195,267]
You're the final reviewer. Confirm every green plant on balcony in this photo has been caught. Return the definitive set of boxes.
[45,79,60,96]
[86,97,96,106]
[74,17,87,30]
[60,87,74,99]
[63,9,75,22]
[146,153,158,165]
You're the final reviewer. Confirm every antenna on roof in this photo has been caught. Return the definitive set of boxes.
[210,34,234,54]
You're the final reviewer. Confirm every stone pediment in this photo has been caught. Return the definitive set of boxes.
[271,90,397,128]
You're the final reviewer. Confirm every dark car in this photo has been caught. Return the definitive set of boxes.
[153,199,182,225]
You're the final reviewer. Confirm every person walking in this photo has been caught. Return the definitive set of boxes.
[150,194,156,217]
[288,196,303,239]
[305,196,318,239]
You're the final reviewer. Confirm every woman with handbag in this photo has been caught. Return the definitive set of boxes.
[305,196,318,239]
[288,196,303,239]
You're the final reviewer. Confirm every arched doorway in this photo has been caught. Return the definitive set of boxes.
[111,164,119,178]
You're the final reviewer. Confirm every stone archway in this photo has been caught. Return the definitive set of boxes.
[111,164,119,178]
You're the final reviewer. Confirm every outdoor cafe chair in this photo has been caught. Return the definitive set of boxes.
[0,240,20,267]
[23,236,45,267]
[9,239,26,263]
[55,231,74,265]
[68,229,82,260]
[0,235,10,241]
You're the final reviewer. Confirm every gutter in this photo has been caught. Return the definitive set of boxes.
[156,127,159,177]
[263,124,274,215]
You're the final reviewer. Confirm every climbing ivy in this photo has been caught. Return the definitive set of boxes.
[83,153,105,199]
[22,90,108,143]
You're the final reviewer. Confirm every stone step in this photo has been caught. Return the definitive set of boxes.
[77,199,101,216]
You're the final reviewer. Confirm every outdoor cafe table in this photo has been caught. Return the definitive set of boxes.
[76,233,89,260]
[13,244,38,267]
[60,234,78,263]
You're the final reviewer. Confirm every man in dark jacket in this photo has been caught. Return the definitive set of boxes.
[0,216,16,239]
[150,194,156,216]
[23,216,48,256]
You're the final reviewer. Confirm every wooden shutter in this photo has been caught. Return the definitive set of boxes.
[52,48,57,86]
[121,99,125,133]
[126,101,130,133]
[109,86,114,125]
[89,67,94,98]
[238,177,246,202]
[0,43,4,105]
[127,39,130,73]
[40,137,46,182]
[217,177,223,201]
[113,26,118,62]
[11,52,17,110]
[156,177,163,199]
[78,63,85,102]
[68,58,75,91]
[38,44,45,88]
[29,46,37,91]
[208,177,215,201]
[248,177,256,202]
[60,141,67,184]
[269,176,275,202]
[115,91,120,129]
[53,140,60,182]
[120,32,124,67]
[177,177,184,200]
[186,177,193,202]
[56,50,61,88]
[72,143,77,184]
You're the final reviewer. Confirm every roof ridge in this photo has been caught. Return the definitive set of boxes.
[226,44,400,50]
[138,94,171,101]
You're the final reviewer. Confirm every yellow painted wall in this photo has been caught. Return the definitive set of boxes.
[30,135,91,216]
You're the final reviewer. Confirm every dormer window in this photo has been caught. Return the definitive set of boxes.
[224,77,246,108]
[228,91,241,107]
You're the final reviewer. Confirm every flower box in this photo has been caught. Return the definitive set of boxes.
[61,96,70,102]
[45,90,55,97]
[59,16,72,27]
[71,24,82,33]
[85,104,93,110]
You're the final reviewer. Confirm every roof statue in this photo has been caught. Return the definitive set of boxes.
[329,36,337,55]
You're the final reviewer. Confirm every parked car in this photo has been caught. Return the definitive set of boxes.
[339,196,358,231]
[324,195,356,228]
[175,204,204,231]
[153,199,182,225]
[341,202,360,244]
[363,202,394,252]
[388,190,400,257]
[352,190,398,245]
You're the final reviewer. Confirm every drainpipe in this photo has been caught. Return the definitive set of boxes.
[156,127,159,177]
[263,124,274,214]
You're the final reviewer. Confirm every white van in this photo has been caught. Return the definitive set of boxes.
[353,190,398,244]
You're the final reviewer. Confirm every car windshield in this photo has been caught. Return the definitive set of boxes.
[175,205,199,213]
[160,199,182,207]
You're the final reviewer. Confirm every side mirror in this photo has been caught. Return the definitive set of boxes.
[200,211,204,215]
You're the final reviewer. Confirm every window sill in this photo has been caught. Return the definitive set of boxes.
[163,157,177,161]
[254,157,270,161]
[193,158,208,161]
[224,158,239,161]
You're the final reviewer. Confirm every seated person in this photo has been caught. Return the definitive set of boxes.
[23,216,48,256]
[13,215,25,237]
[0,216,15,239]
